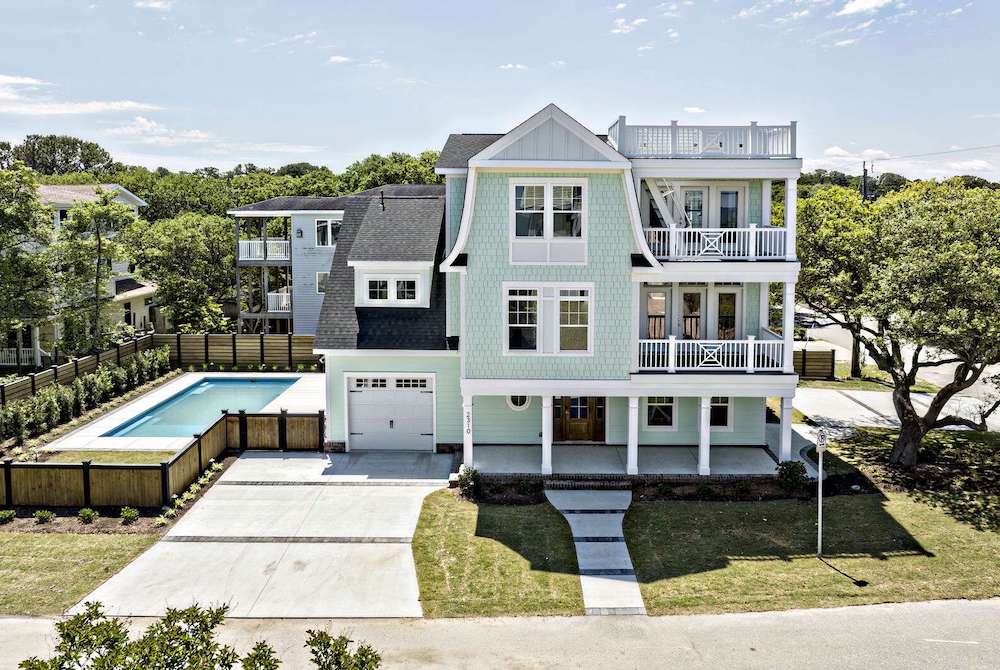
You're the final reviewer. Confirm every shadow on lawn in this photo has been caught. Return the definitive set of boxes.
[472,500,581,576]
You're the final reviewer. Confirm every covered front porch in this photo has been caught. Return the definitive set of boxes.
[473,444,779,476]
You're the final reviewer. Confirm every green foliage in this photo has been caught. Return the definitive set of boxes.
[0,510,15,524]
[9,135,118,175]
[0,346,170,444]
[33,510,55,524]
[338,150,441,193]
[119,506,139,524]
[456,465,481,500]
[776,461,808,493]
[77,508,99,524]
[305,630,382,670]
[242,641,283,670]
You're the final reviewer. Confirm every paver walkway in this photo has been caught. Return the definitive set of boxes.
[545,490,646,616]
[75,451,451,618]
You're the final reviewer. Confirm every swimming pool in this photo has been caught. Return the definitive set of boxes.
[103,377,297,438]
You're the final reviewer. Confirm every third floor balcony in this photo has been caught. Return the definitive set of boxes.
[609,118,797,159]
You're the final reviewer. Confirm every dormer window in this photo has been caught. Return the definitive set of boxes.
[368,280,389,301]
[509,178,587,265]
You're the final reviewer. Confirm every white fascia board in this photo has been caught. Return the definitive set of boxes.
[227,209,349,217]
[623,169,662,268]
[633,261,801,283]
[470,159,629,171]
[440,166,479,270]
[631,158,803,180]
[346,260,434,270]
[460,375,797,398]
[315,349,460,357]
[435,167,468,175]
[112,187,149,208]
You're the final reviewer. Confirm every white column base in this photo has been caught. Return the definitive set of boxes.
[698,396,711,476]
[541,395,553,476]
[780,396,793,462]
[462,394,474,468]
[626,396,639,475]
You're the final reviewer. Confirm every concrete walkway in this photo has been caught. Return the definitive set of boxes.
[545,490,646,616]
[794,387,1000,431]
[74,452,450,618]
[8,599,999,669]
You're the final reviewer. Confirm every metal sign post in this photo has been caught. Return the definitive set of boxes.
[816,429,828,557]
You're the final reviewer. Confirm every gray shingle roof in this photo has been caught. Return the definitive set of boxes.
[348,196,444,264]
[230,184,444,213]
[36,184,147,207]
[435,134,504,169]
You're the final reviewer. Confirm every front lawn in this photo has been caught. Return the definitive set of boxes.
[624,493,1000,615]
[800,361,938,393]
[0,532,157,615]
[412,489,583,617]
[42,449,177,464]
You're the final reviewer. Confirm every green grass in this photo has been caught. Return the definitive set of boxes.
[0,532,157,615]
[43,450,177,464]
[624,493,1000,615]
[765,397,808,424]
[412,489,584,617]
[799,362,938,393]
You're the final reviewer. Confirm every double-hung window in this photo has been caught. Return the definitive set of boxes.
[504,283,592,355]
[646,396,675,429]
[316,271,329,294]
[510,179,587,264]
[710,396,731,429]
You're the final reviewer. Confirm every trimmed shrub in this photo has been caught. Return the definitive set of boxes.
[120,506,139,525]
[33,510,55,524]
[776,460,808,493]
[0,510,15,524]
[78,507,99,524]
[457,465,481,500]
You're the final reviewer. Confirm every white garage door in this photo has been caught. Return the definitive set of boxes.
[347,376,434,451]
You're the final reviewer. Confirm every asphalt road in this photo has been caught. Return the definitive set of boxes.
[4,599,999,669]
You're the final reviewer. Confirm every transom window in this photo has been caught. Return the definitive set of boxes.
[316,215,342,247]
[507,289,538,351]
[368,280,388,301]
[646,397,675,428]
[354,378,388,389]
[710,396,730,427]
[316,271,329,294]
[395,378,427,388]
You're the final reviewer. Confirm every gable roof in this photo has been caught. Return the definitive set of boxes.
[229,183,444,214]
[348,196,444,264]
[436,134,505,169]
[36,184,147,208]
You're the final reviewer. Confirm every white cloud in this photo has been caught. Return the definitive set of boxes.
[328,55,352,64]
[612,2,627,10]
[835,0,893,17]
[362,57,388,69]
[261,31,318,49]
[550,60,566,68]
[684,106,706,114]
[833,38,860,46]
[0,75,48,86]
[637,42,655,51]
[107,116,212,146]
[947,7,963,15]
[498,63,528,70]
[824,146,854,158]
[133,0,173,10]
[949,159,994,172]
[611,17,648,34]
[971,113,1000,119]
[0,72,159,115]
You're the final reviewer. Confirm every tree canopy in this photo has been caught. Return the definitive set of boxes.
[0,163,54,333]
[7,134,120,175]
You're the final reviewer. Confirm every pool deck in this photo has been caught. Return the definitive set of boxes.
[43,372,325,453]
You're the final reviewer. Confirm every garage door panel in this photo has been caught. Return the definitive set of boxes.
[348,380,434,451]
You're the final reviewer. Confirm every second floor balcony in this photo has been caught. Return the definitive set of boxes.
[238,239,290,263]
[609,118,796,159]
[637,330,785,373]
[644,225,788,261]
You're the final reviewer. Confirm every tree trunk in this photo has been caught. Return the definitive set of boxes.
[888,417,924,469]
[93,230,102,353]
[850,333,863,378]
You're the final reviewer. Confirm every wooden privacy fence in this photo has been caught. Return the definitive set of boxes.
[0,410,325,509]
[793,349,836,380]
[153,333,321,369]
[0,335,155,406]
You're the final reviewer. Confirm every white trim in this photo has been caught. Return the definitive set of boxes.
[440,167,479,270]
[642,395,678,432]
[435,167,469,176]
[631,158,803,180]
[623,169,663,268]
[460,375,797,398]
[633,261,800,284]
[343,372,437,452]
[347,260,434,270]
[502,281,595,357]
[315,271,329,295]
[354,268,430,308]
[228,210,345,218]
[506,395,532,412]
[472,160,627,170]
[314,215,343,248]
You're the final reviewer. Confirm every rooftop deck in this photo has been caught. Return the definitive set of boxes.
[609,117,796,159]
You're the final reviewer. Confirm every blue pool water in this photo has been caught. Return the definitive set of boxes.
[104,377,297,438]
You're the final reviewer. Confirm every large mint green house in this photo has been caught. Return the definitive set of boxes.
[307,104,801,477]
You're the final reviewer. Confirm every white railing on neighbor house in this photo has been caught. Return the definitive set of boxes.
[608,118,796,159]
[266,292,291,313]
[0,348,38,367]
[637,336,785,372]
[643,225,787,260]
[238,239,291,261]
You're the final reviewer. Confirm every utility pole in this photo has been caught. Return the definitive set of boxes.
[861,161,869,201]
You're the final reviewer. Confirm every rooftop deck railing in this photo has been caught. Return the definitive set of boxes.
[609,118,796,159]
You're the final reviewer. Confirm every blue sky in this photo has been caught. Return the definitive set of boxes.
[1,0,997,179]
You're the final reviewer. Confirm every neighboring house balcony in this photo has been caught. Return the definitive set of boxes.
[0,347,40,368]
[608,118,796,160]
[237,239,291,264]
[266,291,291,313]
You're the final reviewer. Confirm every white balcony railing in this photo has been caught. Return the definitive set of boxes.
[238,239,290,261]
[0,348,37,367]
[266,292,291,313]
[637,336,785,373]
[643,225,788,261]
[608,118,796,159]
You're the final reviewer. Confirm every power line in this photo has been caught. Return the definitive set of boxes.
[874,143,1000,163]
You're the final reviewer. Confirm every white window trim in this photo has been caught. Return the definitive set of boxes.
[506,395,532,412]
[642,396,678,432]
[358,273,423,307]
[508,177,588,266]
[710,396,734,432]
[502,281,594,357]
[316,271,329,295]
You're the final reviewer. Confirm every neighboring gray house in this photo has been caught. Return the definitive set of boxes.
[228,184,445,335]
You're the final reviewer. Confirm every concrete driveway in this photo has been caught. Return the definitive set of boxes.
[75,451,452,618]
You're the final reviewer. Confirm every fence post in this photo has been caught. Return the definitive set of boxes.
[238,410,248,450]
[3,458,12,506]
[194,433,203,471]
[116,342,121,365]
[160,462,171,508]
[82,460,92,507]
[231,333,237,368]
[829,351,836,380]
[287,333,293,369]
[801,348,808,378]
[51,364,59,385]
[278,409,288,451]
[317,409,325,450]
[259,333,264,364]
[175,333,182,366]
[221,409,229,449]
[29,373,36,396]
[1,384,5,406]
[73,357,79,378]
[204,333,209,366]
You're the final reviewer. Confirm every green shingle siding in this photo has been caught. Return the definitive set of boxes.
[748,180,762,226]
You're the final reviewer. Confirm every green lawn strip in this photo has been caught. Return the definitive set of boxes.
[0,532,157,615]
[42,450,177,465]
[412,489,584,617]
[624,493,1000,616]
[799,362,938,393]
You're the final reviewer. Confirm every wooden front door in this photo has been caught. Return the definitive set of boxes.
[553,397,606,442]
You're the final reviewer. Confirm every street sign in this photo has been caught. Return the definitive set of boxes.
[816,429,828,453]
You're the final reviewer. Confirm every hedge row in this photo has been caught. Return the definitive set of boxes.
[0,346,171,445]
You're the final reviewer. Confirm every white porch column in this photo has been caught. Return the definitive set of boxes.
[462,394,474,467]
[541,395,553,476]
[627,397,639,475]
[782,281,796,373]
[780,397,794,461]
[698,396,711,476]
[785,177,798,260]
